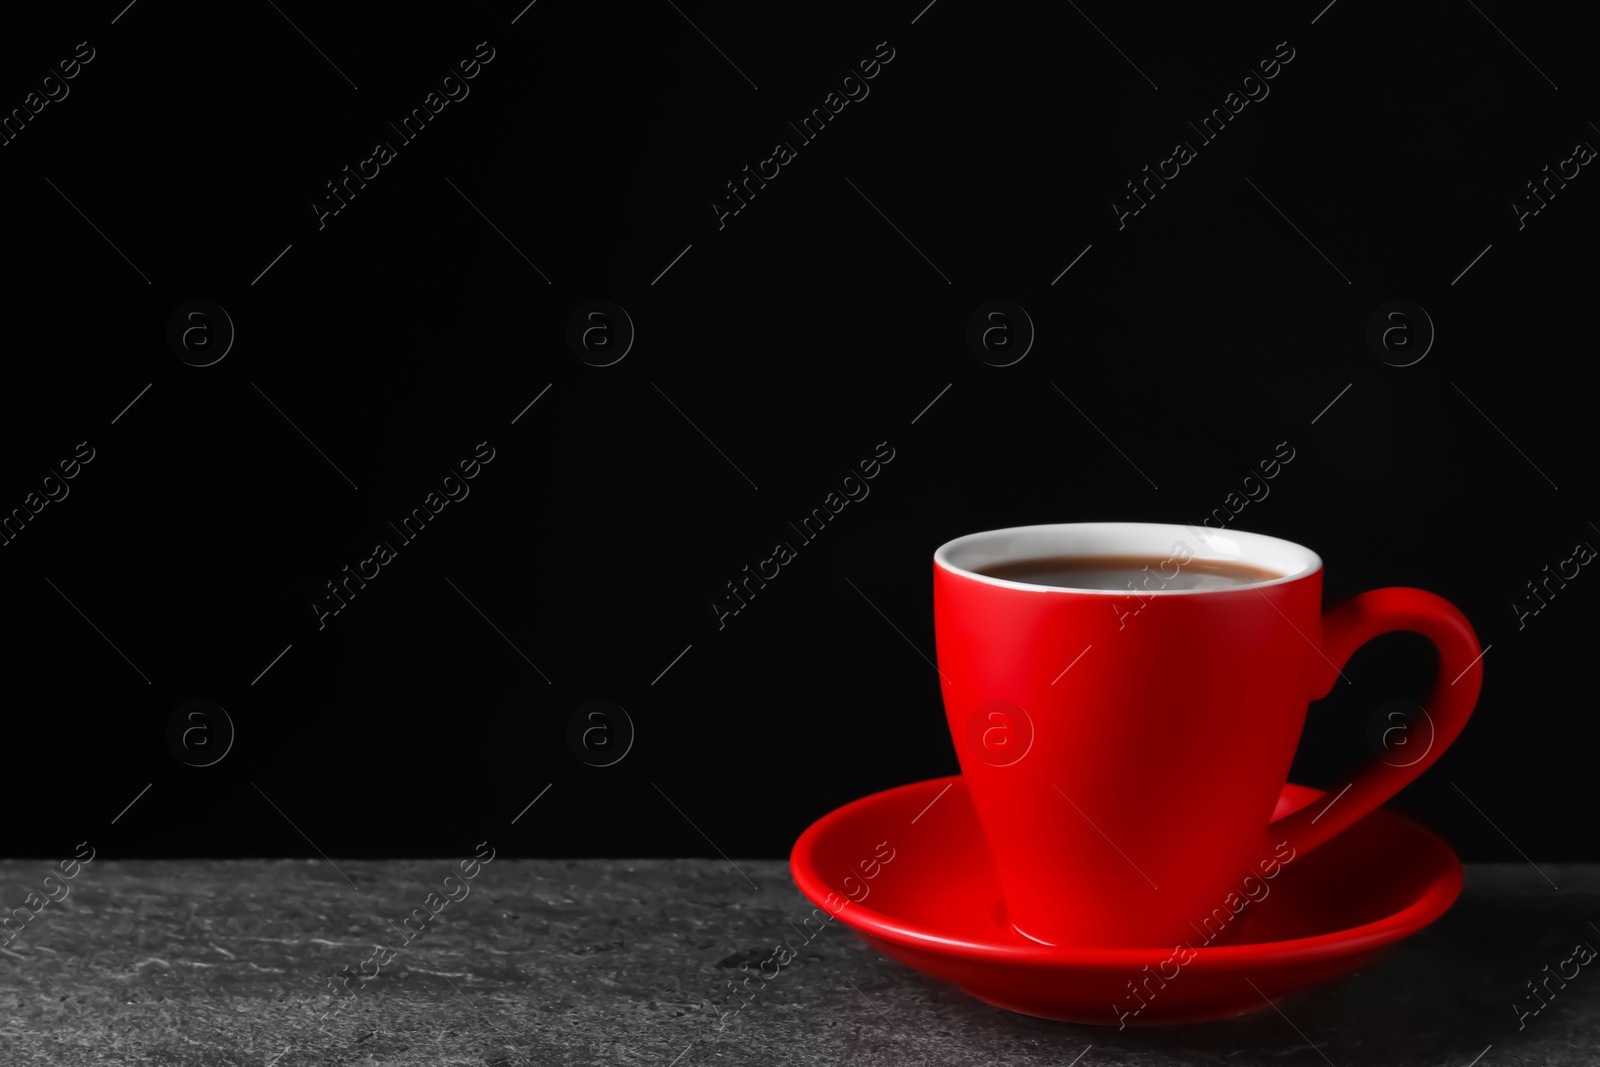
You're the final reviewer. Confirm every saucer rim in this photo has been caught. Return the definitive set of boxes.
[790,774,1462,968]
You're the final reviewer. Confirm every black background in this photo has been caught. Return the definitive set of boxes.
[0,0,1589,862]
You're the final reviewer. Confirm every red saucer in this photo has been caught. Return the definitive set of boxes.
[790,776,1460,1026]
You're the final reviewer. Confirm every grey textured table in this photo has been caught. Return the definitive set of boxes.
[0,860,1590,1066]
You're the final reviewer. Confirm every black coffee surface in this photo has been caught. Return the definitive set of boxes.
[975,554,1286,590]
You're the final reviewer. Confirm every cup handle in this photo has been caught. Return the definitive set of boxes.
[1266,587,1483,860]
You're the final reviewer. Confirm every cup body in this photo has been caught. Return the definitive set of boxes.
[933,522,1324,947]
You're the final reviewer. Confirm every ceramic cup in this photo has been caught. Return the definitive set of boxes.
[932,522,1482,948]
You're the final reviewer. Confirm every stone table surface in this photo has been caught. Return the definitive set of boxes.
[0,860,1592,1066]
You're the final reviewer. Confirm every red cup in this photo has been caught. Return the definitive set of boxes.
[932,522,1482,948]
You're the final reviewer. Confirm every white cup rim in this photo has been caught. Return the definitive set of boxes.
[933,522,1322,595]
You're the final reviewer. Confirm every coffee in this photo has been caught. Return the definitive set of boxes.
[975,554,1285,591]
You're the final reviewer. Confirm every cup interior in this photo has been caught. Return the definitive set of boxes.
[934,522,1321,595]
